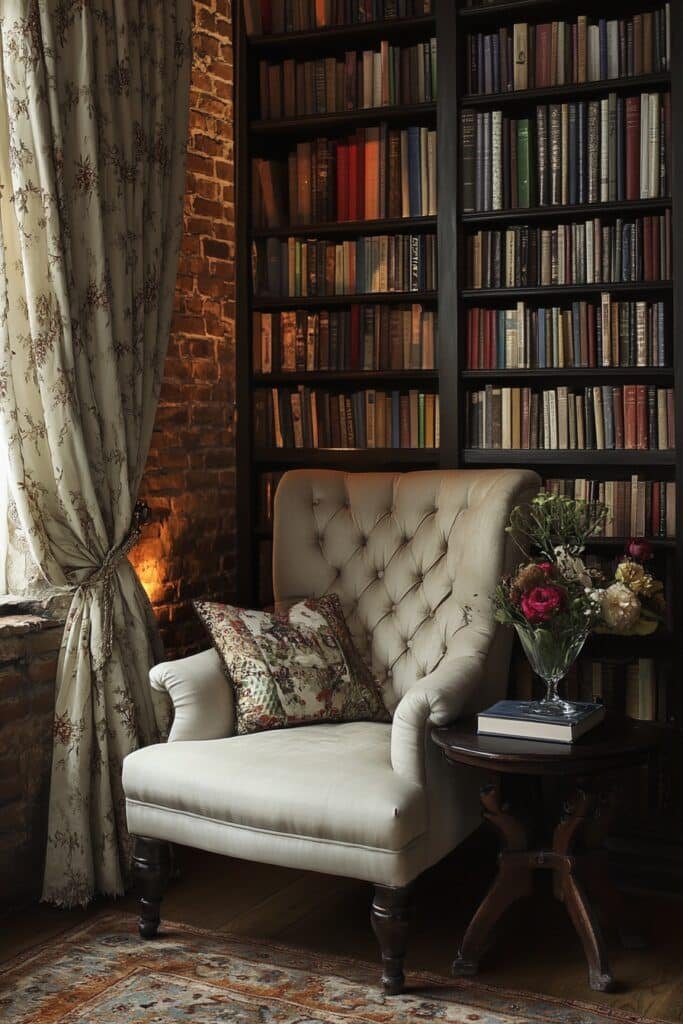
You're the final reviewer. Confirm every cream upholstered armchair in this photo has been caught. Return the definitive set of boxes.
[123,468,539,993]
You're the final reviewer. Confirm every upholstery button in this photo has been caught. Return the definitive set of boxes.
[391,604,397,613]
[312,498,320,507]
[407,640,413,649]
[377,570,384,579]
[360,536,367,546]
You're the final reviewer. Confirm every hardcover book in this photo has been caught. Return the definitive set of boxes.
[477,699,606,743]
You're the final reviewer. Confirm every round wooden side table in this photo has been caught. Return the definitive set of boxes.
[432,714,663,993]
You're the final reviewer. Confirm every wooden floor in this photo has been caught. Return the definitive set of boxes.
[2,839,683,1021]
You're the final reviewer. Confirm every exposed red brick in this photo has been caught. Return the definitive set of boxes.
[132,0,235,657]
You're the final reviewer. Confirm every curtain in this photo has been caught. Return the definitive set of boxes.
[0,0,192,906]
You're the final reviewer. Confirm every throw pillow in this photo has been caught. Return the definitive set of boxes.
[194,594,388,735]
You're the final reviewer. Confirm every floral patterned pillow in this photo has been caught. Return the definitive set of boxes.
[194,594,389,735]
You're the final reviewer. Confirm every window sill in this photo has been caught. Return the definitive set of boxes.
[0,593,68,637]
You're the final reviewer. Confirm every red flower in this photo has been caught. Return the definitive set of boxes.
[626,539,653,563]
[536,562,554,576]
[520,585,566,624]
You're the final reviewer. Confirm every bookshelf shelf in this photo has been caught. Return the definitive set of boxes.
[253,447,440,467]
[461,449,676,466]
[461,368,674,381]
[462,72,671,110]
[236,0,683,882]
[253,370,439,386]
[461,198,672,226]
[248,14,436,53]
[251,216,437,241]
[250,103,436,137]
[462,282,673,301]
[251,290,438,310]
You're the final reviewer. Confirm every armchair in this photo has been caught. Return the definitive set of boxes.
[123,468,539,993]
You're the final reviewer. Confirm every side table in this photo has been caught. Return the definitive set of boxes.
[432,714,663,992]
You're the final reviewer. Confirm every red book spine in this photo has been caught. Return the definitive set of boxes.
[636,384,648,450]
[337,144,349,222]
[350,304,361,370]
[356,130,365,221]
[347,136,358,222]
[625,96,640,201]
[261,0,272,34]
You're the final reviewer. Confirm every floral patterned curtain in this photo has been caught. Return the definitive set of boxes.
[0,0,192,906]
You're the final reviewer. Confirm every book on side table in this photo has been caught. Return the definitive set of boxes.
[477,700,606,744]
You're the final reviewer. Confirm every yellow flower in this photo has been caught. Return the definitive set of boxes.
[615,560,645,590]
[601,583,641,632]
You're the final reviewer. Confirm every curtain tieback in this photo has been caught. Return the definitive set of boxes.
[77,501,151,671]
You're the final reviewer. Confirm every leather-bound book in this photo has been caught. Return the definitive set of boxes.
[625,95,640,200]
[635,384,648,450]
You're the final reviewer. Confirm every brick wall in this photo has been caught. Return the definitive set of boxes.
[131,0,236,657]
[0,617,62,908]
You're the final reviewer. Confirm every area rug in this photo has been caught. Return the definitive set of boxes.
[0,912,671,1024]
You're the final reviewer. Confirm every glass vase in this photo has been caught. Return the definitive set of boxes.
[514,624,590,717]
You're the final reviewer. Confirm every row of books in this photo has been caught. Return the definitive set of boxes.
[466,215,672,289]
[465,384,675,451]
[252,234,437,297]
[461,93,671,212]
[512,656,666,724]
[254,387,440,449]
[252,304,437,373]
[253,127,437,229]
[466,299,667,370]
[465,8,671,96]
[544,476,676,539]
[257,38,436,120]
[243,0,432,35]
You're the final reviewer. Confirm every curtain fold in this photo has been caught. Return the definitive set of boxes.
[0,0,192,906]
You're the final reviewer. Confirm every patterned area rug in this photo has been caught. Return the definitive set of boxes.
[0,913,671,1024]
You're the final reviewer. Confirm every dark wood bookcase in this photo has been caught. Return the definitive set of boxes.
[235,0,683,883]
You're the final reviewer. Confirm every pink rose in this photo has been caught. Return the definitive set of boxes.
[536,562,554,576]
[626,539,653,563]
[520,585,565,624]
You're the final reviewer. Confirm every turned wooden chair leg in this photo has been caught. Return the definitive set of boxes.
[133,836,171,939]
[370,884,412,996]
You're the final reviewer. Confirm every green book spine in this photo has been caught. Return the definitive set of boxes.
[517,118,531,209]
[418,392,425,448]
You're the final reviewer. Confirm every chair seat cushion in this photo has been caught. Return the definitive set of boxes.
[123,721,426,853]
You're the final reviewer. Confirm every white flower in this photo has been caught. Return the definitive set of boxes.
[601,583,641,632]
[553,546,592,588]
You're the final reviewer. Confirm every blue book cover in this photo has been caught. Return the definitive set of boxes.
[481,700,603,726]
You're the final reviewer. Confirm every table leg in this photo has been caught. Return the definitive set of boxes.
[452,782,533,977]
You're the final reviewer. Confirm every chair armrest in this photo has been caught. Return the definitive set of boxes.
[150,649,234,742]
[390,652,485,785]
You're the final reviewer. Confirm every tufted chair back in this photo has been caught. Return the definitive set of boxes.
[273,468,539,713]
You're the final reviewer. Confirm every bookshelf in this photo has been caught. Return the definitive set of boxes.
[236,0,682,883]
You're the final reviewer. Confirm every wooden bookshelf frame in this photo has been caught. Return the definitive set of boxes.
[235,0,682,885]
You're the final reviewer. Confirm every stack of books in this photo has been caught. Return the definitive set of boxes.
[465,8,671,96]
[466,383,675,451]
[244,0,433,35]
[477,699,606,743]
[461,92,671,212]
[544,476,676,539]
[252,304,436,373]
[257,37,437,119]
[252,233,437,297]
[466,298,668,370]
[253,127,437,228]
[254,387,440,449]
[466,215,672,289]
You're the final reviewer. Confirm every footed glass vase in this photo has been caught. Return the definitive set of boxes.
[514,625,590,716]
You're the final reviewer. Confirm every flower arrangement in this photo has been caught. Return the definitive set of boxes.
[494,493,666,638]
[493,493,666,713]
